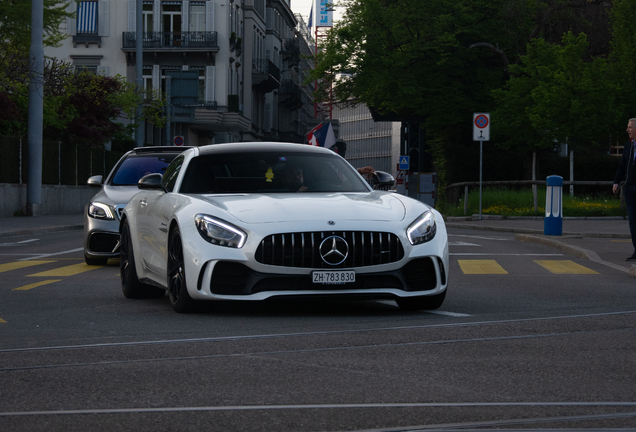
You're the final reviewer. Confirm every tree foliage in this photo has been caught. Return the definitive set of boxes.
[0,53,166,147]
[0,0,72,51]
[491,32,617,153]
[311,0,616,184]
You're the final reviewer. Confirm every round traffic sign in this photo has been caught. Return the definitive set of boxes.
[474,115,489,128]
[174,136,184,146]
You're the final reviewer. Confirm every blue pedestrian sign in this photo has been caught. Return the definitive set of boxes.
[399,156,410,170]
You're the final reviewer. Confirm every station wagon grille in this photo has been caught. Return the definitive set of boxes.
[255,231,405,268]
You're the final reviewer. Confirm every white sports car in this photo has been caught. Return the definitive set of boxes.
[119,142,449,313]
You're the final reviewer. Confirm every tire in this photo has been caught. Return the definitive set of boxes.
[396,290,446,311]
[120,220,165,299]
[85,254,108,266]
[167,228,195,313]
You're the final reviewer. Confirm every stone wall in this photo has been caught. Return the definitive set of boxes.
[0,183,96,217]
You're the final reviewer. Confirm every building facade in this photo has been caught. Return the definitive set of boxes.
[44,0,316,146]
[333,103,401,177]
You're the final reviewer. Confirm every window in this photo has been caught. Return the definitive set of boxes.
[190,3,206,32]
[163,156,184,192]
[77,1,98,34]
[143,2,154,33]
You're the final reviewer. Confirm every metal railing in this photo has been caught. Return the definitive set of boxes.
[122,31,218,49]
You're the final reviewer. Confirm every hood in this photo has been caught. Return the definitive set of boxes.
[91,185,142,207]
[197,192,407,224]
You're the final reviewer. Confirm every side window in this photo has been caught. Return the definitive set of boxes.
[162,156,184,192]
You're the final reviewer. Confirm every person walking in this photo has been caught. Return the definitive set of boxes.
[613,118,636,261]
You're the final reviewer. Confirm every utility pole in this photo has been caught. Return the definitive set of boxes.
[27,0,44,216]
[135,0,144,146]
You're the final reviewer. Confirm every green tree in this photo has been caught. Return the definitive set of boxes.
[0,54,166,146]
[0,0,72,51]
[310,0,613,185]
[491,32,617,154]
[608,0,636,141]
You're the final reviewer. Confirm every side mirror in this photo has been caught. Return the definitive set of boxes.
[138,173,165,191]
[372,171,395,190]
[87,175,103,186]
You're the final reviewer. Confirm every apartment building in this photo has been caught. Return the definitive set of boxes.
[44,0,315,146]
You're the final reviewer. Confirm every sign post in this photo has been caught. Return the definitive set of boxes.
[473,113,490,220]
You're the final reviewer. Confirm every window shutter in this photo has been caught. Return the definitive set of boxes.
[98,1,110,37]
[67,1,77,36]
[182,1,189,32]
[205,66,215,103]
[206,1,215,32]
[152,65,161,90]
[128,0,135,32]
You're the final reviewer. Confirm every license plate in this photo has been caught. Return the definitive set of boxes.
[312,270,355,285]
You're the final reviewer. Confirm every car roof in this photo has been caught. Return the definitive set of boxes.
[129,146,193,155]
[194,142,335,156]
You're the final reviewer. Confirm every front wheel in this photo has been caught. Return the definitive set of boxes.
[168,228,195,313]
[120,220,165,299]
[396,290,446,311]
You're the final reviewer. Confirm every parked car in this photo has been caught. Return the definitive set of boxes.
[84,146,191,265]
[119,142,449,313]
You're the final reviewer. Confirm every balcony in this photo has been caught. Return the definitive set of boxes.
[73,32,102,48]
[252,59,280,93]
[166,103,251,132]
[122,31,219,52]
[279,80,302,110]
[282,38,300,66]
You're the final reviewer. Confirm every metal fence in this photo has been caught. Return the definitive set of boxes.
[0,136,123,186]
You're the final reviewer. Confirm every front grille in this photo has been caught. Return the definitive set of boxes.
[88,232,120,253]
[255,231,405,268]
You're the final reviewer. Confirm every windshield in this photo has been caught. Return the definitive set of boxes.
[180,151,371,194]
[110,154,178,186]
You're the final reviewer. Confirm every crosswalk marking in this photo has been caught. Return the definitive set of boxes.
[27,263,102,277]
[458,260,508,274]
[534,260,600,275]
[13,280,62,291]
[0,260,56,274]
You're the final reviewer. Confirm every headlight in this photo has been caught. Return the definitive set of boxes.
[407,211,436,245]
[195,214,246,248]
[88,202,115,220]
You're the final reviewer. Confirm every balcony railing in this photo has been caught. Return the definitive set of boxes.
[252,59,280,93]
[122,31,218,49]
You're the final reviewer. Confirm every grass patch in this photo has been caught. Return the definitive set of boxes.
[439,187,625,218]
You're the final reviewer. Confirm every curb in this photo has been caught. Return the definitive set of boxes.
[0,224,84,239]
[444,222,631,239]
[516,233,634,275]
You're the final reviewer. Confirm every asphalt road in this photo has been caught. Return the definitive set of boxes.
[0,228,635,431]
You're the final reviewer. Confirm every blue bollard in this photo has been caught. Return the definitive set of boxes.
[544,175,563,236]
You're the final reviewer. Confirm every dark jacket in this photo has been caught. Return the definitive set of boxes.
[614,140,636,185]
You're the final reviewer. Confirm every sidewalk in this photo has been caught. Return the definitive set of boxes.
[0,213,84,239]
[0,212,634,275]
[446,215,635,275]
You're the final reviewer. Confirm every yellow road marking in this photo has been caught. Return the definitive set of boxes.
[0,317,6,323]
[0,260,56,273]
[13,279,62,291]
[28,263,102,277]
[458,260,508,274]
[534,260,599,275]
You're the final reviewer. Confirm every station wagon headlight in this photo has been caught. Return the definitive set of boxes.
[88,202,115,220]
[407,211,436,245]
[195,214,246,248]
